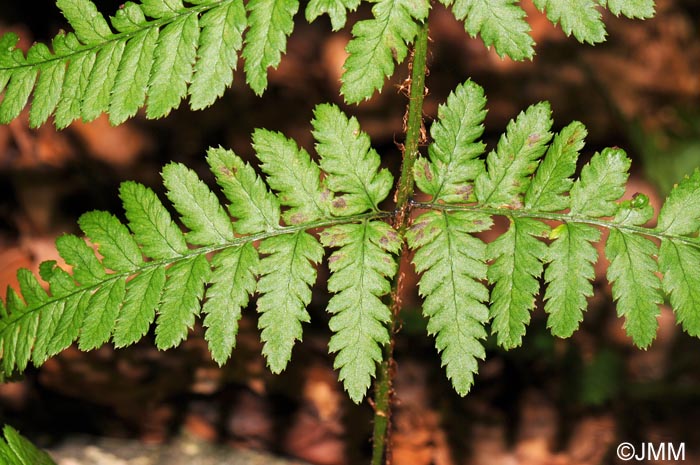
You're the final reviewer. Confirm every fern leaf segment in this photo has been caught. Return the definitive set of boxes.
[0,425,58,465]
[340,0,429,103]
[243,0,299,95]
[407,210,491,395]
[321,220,401,403]
[414,80,487,203]
[257,231,323,373]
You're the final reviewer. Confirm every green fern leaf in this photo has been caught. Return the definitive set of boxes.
[243,0,298,95]
[340,0,429,103]
[599,0,655,18]
[155,254,211,349]
[203,243,258,365]
[113,267,166,347]
[0,425,57,465]
[305,0,361,31]
[321,220,400,403]
[78,211,144,272]
[475,102,553,207]
[82,41,127,122]
[257,231,323,373]
[57,0,112,44]
[147,13,200,118]
[79,277,126,350]
[657,170,700,336]
[2,287,36,374]
[488,217,548,348]
[253,129,331,224]
[543,223,599,337]
[444,0,534,60]
[524,121,587,211]
[312,104,393,214]
[606,230,662,347]
[414,80,487,203]
[532,0,605,43]
[56,234,108,285]
[28,44,66,128]
[407,210,491,395]
[162,162,235,245]
[207,147,281,233]
[570,148,630,216]
[119,181,189,259]
[141,0,185,19]
[190,1,246,110]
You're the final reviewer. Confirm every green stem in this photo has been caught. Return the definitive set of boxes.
[371,19,429,465]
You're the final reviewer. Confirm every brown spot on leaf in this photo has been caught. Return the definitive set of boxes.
[527,133,542,146]
[332,197,347,209]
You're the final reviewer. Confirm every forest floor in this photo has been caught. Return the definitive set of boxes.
[1,1,699,464]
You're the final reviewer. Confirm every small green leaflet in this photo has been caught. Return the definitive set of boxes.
[254,129,330,224]
[599,0,655,18]
[606,230,662,347]
[306,0,361,31]
[340,0,429,103]
[488,218,548,349]
[321,220,401,403]
[0,425,57,465]
[544,223,599,337]
[570,148,630,217]
[475,102,553,208]
[533,0,605,44]
[312,104,393,215]
[444,0,534,60]
[244,0,299,95]
[257,231,323,373]
[56,0,112,44]
[415,80,487,203]
[407,210,491,395]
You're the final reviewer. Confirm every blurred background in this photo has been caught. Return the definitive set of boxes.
[0,1,699,464]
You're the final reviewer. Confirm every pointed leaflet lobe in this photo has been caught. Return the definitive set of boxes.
[254,129,330,224]
[312,104,393,215]
[446,0,533,60]
[147,12,199,118]
[79,277,126,350]
[544,223,599,337]
[524,121,586,211]
[599,0,655,18]
[0,425,57,465]
[244,0,298,95]
[606,230,662,347]
[415,80,486,203]
[81,40,126,122]
[475,102,553,207]
[306,0,360,31]
[488,218,548,348]
[203,243,258,365]
[113,267,166,347]
[533,0,605,44]
[570,148,630,217]
[155,254,211,349]
[207,147,280,234]
[257,231,323,373]
[190,1,246,110]
[28,44,66,128]
[78,211,143,272]
[407,211,491,395]
[162,162,235,246]
[321,220,401,403]
[56,0,112,44]
[341,0,429,103]
[120,181,188,259]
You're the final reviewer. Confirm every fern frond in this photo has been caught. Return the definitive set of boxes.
[406,211,491,395]
[411,80,700,364]
[340,0,430,103]
[0,0,247,127]
[0,105,398,385]
[0,425,57,465]
[321,220,401,403]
